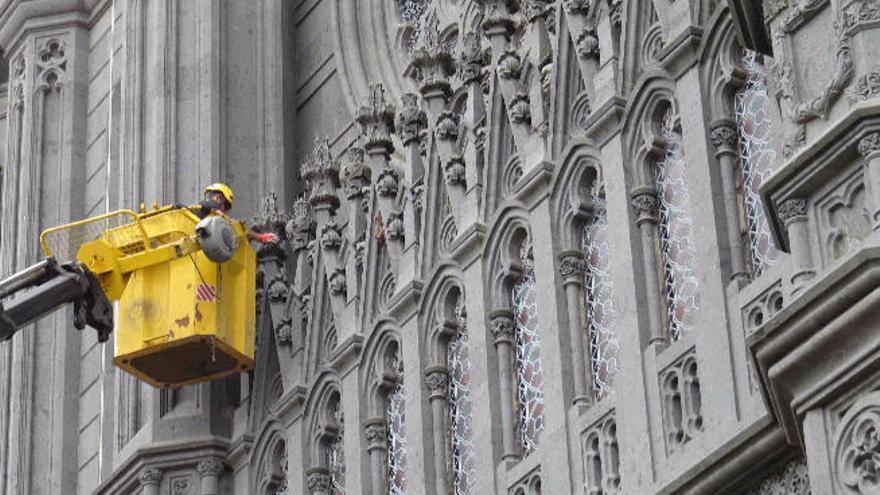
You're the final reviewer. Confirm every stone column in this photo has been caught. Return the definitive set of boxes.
[558,251,591,406]
[711,119,749,283]
[777,198,814,295]
[364,419,387,495]
[306,468,331,495]
[196,458,225,495]
[138,467,163,495]
[489,310,518,462]
[858,132,880,231]
[425,366,450,495]
[631,188,665,347]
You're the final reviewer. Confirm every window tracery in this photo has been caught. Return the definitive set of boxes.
[582,193,619,400]
[449,297,475,493]
[512,243,545,454]
[387,364,408,494]
[656,108,700,341]
[735,50,778,277]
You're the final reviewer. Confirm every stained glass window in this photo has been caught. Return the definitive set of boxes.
[657,108,700,341]
[583,194,619,400]
[449,297,475,494]
[512,244,545,454]
[735,50,778,276]
[387,368,408,494]
[329,402,346,495]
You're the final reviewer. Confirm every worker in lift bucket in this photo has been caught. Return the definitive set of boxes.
[199,183,279,244]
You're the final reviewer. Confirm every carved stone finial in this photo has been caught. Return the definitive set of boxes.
[286,196,314,251]
[340,146,370,199]
[356,84,396,155]
[777,198,808,228]
[138,467,163,486]
[411,14,456,98]
[196,458,225,477]
[858,132,880,159]
[490,311,515,344]
[301,137,341,211]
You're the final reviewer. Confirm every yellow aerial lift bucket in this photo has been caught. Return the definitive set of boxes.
[39,205,256,388]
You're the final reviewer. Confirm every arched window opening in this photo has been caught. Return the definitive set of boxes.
[387,358,408,494]
[272,441,289,495]
[512,243,545,454]
[399,0,427,50]
[449,296,475,493]
[735,50,778,277]
[582,189,619,400]
[656,108,700,341]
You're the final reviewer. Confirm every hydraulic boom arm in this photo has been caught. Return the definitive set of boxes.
[0,257,113,342]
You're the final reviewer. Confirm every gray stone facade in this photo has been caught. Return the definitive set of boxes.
[0,0,875,493]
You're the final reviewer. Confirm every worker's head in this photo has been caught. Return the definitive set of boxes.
[204,183,234,213]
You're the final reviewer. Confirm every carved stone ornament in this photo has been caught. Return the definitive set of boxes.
[847,69,880,103]
[320,221,343,251]
[196,458,225,477]
[301,137,341,211]
[364,422,386,444]
[480,0,519,36]
[287,196,314,250]
[459,32,488,83]
[509,94,532,125]
[385,210,405,242]
[425,369,449,396]
[443,155,467,187]
[564,0,590,15]
[376,166,400,198]
[397,93,427,147]
[631,192,658,221]
[521,0,553,22]
[355,83,396,154]
[576,28,600,59]
[835,394,880,494]
[710,123,738,152]
[139,467,163,486]
[329,268,347,296]
[490,312,515,344]
[340,145,370,197]
[275,319,293,346]
[559,253,587,283]
[764,0,790,22]
[858,132,880,158]
[307,471,332,492]
[435,111,460,141]
[497,49,523,80]
[840,0,880,33]
[777,198,808,227]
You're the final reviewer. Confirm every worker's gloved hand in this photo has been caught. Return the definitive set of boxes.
[253,232,279,244]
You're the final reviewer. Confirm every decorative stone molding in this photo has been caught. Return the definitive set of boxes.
[307,469,332,493]
[435,112,460,141]
[459,32,488,84]
[497,50,523,80]
[840,0,880,33]
[777,198,808,228]
[835,393,880,494]
[581,414,621,494]
[196,458,225,477]
[563,0,590,15]
[139,467,163,486]
[490,311,515,344]
[576,28,600,59]
[443,156,466,187]
[340,146,370,199]
[356,84,396,154]
[660,351,703,453]
[410,15,456,98]
[509,94,532,125]
[385,210,405,242]
[376,166,400,198]
[742,456,811,495]
[328,268,347,296]
[302,137,341,211]
[858,132,880,159]
[320,221,343,251]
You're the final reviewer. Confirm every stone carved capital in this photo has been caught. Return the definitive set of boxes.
[558,252,586,284]
[307,469,332,493]
[858,132,880,159]
[139,467,163,486]
[425,368,449,398]
[364,420,386,448]
[631,190,658,223]
[710,121,738,153]
[396,93,427,146]
[196,458,225,477]
[490,311,515,345]
[777,198,808,227]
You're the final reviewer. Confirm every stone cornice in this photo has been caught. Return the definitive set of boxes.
[582,96,626,148]
[513,160,554,209]
[0,0,92,53]
[449,221,487,268]
[328,333,365,376]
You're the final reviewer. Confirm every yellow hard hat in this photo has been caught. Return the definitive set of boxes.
[204,182,234,208]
